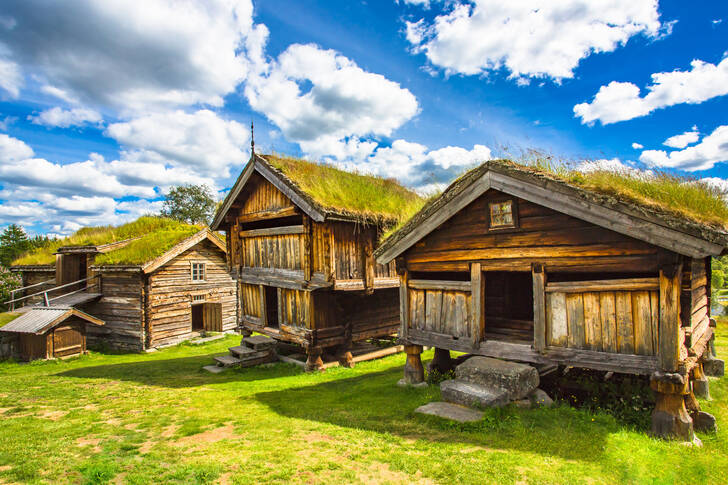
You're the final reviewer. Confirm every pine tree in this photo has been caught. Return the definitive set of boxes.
[0,224,30,267]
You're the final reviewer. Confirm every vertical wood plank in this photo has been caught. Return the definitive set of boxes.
[615,291,634,354]
[363,232,375,294]
[660,264,682,371]
[471,262,484,346]
[583,292,602,351]
[546,292,567,347]
[599,292,618,353]
[632,291,653,355]
[302,216,312,281]
[399,269,409,338]
[259,284,267,326]
[532,264,546,352]
[276,287,283,328]
[566,293,585,349]
[649,290,659,353]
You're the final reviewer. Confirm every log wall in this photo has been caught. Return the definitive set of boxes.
[86,271,144,351]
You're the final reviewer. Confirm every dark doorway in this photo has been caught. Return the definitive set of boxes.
[264,286,279,328]
[484,271,534,343]
[191,304,204,331]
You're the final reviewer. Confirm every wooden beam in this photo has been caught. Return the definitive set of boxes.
[408,279,471,291]
[399,269,409,341]
[659,262,683,372]
[471,262,484,347]
[259,284,267,327]
[236,206,299,223]
[545,277,659,293]
[302,217,312,282]
[532,263,546,353]
[254,159,326,222]
[363,234,375,294]
[239,224,305,238]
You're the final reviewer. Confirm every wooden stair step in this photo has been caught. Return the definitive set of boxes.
[228,345,257,357]
[214,355,242,367]
[242,335,276,350]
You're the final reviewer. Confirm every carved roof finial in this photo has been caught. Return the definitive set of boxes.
[250,120,255,155]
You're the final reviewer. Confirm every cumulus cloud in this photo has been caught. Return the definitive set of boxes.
[105,109,249,176]
[0,0,258,111]
[578,158,649,178]
[663,129,700,149]
[245,42,418,149]
[632,142,644,149]
[29,107,102,128]
[639,125,728,171]
[574,58,728,124]
[0,133,34,161]
[404,1,661,82]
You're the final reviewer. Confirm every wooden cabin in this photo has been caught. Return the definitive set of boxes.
[0,307,104,361]
[11,222,237,351]
[212,153,423,369]
[376,159,728,440]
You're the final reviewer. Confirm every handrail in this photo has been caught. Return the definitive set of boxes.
[12,278,56,293]
[4,275,98,305]
[47,283,99,303]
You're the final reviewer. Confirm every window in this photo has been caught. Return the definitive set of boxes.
[489,200,516,229]
[192,294,206,302]
[191,262,206,281]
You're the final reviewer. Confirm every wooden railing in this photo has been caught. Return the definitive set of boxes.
[4,275,99,310]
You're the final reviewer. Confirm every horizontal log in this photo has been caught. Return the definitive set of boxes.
[239,225,305,238]
[237,206,299,223]
[545,277,659,293]
[408,279,471,291]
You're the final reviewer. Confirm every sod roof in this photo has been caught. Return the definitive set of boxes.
[12,217,204,266]
[376,159,728,261]
[213,154,426,229]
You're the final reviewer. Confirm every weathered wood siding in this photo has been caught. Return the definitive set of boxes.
[240,282,263,325]
[17,267,56,304]
[405,189,667,273]
[146,240,236,348]
[407,282,472,339]
[682,257,710,356]
[49,318,86,358]
[239,172,293,216]
[545,282,659,355]
[86,271,144,351]
[279,288,311,328]
[242,233,303,270]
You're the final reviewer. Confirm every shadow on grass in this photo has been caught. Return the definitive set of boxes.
[253,366,614,462]
[55,353,303,388]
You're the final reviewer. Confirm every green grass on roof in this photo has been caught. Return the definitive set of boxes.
[0,312,20,328]
[265,155,426,225]
[12,217,201,266]
[94,225,201,266]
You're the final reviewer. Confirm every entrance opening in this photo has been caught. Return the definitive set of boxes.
[484,271,533,343]
[191,304,204,331]
[264,286,279,328]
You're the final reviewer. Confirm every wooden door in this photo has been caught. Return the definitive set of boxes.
[203,303,222,332]
[52,324,84,358]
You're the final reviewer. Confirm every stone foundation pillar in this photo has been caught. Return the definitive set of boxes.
[691,363,711,400]
[650,372,695,442]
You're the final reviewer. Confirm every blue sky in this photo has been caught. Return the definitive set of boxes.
[0,0,727,236]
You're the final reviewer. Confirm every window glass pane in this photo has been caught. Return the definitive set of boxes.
[192,263,205,280]
[489,201,513,227]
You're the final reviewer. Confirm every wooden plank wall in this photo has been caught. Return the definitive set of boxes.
[86,271,145,351]
[51,319,85,358]
[683,257,710,353]
[240,282,263,324]
[408,286,472,339]
[239,173,293,215]
[332,223,395,281]
[20,269,56,303]
[145,240,237,348]
[241,234,303,270]
[546,288,659,355]
[405,189,665,273]
[279,288,311,328]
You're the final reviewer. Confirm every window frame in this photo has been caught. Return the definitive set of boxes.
[190,261,206,282]
[486,198,518,231]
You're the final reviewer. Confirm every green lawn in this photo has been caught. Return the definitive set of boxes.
[0,329,727,485]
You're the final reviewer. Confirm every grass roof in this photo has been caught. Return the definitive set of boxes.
[0,312,20,328]
[262,154,426,226]
[12,217,202,266]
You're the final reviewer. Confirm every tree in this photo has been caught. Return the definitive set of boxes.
[0,224,30,267]
[161,184,217,225]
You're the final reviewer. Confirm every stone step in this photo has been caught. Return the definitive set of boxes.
[190,334,225,345]
[440,379,509,408]
[228,345,257,357]
[214,355,242,367]
[202,365,227,374]
[455,356,539,401]
[415,402,484,423]
[242,335,276,351]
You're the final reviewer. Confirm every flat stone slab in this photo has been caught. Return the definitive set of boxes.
[190,335,225,345]
[243,335,276,350]
[415,402,484,423]
[214,355,241,367]
[228,345,257,357]
[440,379,509,408]
[202,365,227,374]
[456,356,539,401]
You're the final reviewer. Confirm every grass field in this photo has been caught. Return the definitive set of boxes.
[0,329,726,485]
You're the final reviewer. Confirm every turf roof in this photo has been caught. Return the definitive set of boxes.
[260,154,426,225]
[12,217,203,266]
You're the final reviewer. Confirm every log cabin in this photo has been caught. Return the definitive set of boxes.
[11,218,237,351]
[375,159,728,440]
[211,153,424,370]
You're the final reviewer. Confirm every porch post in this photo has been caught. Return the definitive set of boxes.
[470,262,484,348]
[532,263,546,353]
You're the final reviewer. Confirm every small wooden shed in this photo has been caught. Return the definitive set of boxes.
[212,153,423,369]
[12,220,238,351]
[0,307,104,361]
[376,159,728,440]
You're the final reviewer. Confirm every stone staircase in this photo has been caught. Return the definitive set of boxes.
[202,335,277,373]
[416,356,553,422]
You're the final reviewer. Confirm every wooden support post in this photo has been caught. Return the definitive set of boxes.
[532,263,546,353]
[259,284,267,327]
[337,347,355,368]
[659,262,683,372]
[471,262,484,347]
[650,373,695,442]
[402,344,424,385]
[363,235,375,295]
[302,216,312,283]
[305,346,324,372]
[427,348,453,374]
[691,363,710,400]
[399,268,409,342]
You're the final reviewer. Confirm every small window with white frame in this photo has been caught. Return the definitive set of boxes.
[488,199,517,229]
[191,262,206,282]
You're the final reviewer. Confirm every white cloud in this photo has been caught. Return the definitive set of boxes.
[400,0,430,7]
[574,57,728,124]
[105,109,249,177]
[245,42,418,148]
[700,177,728,194]
[404,1,661,82]
[0,133,34,161]
[29,107,102,128]
[0,57,22,97]
[578,158,649,178]
[632,142,644,149]
[639,125,728,171]
[663,129,699,149]
[0,0,258,111]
